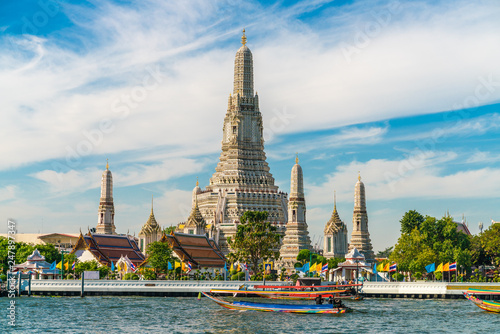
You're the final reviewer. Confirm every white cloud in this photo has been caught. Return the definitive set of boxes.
[0,0,499,171]
[0,185,17,202]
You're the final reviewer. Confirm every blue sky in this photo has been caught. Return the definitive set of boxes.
[1,0,500,252]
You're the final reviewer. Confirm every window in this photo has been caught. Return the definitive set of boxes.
[327,237,331,253]
[189,230,194,235]
[232,126,237,134]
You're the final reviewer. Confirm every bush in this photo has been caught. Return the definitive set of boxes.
[413,272,422,280]
[123,273,139,280]
[392,273,404,281]
[230,269,237,275]
[0,274,7,281]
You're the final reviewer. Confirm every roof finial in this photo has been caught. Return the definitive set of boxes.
[196,177,199,187]
[334,190,337,211]
[241,29,247,46]
[358,171,361,181]
[151,194,154,214]
[106,158,109,170]
[295,152,299,164]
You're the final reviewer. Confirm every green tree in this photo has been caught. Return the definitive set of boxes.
[327,257,345,270]
[400,210,425,234]
[227,211,282,274]
[390,228,437,274]
[146,241,173,273]
[481,223,500,266]
[163,226,176,235]
[376,246,393,258]
[296,249,311,265]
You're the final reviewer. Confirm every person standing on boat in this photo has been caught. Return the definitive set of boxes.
[315,295,324,305]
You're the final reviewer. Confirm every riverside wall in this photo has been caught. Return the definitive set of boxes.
[9,280,500,298]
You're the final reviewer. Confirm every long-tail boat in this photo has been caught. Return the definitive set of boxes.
[211,283,362,300]
[201,292,352,314]
[464,289,500,313]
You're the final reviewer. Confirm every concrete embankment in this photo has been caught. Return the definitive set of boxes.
[8,280,500,298]
[362,282,500,299]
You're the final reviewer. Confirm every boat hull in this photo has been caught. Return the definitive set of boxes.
[464,291,500,313]
[202,292,352,314]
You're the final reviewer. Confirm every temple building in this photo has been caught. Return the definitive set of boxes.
[278,156,312,270]
[348,173,375,262]
[323,191,348,259]
[11,249,60,279]
[178,30,287,253]
[138,196,162,254]
[330,247,372,283]
[96,160,116,234]
[179,183,208,235]
[71,231,145,268]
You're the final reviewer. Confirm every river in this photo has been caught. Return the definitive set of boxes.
[2,296,499,333]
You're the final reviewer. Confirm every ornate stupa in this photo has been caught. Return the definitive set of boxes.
[96,160,116,234]
[323,191,348,259]
[180,30,287,253]
[278,155,312,270]
[348,173,375,262]
[138,196,162,253]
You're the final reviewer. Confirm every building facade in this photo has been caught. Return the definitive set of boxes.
[138,196,162,254]
[323,192,348,259]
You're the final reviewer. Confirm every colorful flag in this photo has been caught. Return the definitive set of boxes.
[111,261,115,271]
[130,261,137,272]
[449,262,457,271]
[383,263,390,271]
[56,261,62,269]
[322,263,328,273]
[373,263,377,274]
[443,263,450,272]
[182,262,186,271]
[187,261,192,273]
[49,261,56,270]
[298,262,309,273]
[224,262,227,272]
[242,263,248,271]
[425,263,435,273]
[71,261,75,270]
[377,263,384,272]
[64,261,69,270]
[435,263,443,272]
[168,262,173,270]
[389,263,397,272]
[175,261,181,269]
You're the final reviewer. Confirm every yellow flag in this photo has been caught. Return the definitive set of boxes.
[377,263,384,272]
[64,262,69,270]
[56,261,62,269]
[175,261,181,269]
[443,263,449,272]
[315,263,321,272]
[436,263,443,272]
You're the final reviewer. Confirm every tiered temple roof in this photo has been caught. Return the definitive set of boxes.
[71,232,145,267]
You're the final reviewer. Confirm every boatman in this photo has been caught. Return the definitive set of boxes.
[315,295,324,305]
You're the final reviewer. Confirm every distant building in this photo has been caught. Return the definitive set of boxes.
[71,232,145,268]
[331,247,372,283]
[349,173,375,262]
[278,156,312,270]
[11,249,60,279]
[323,191,348,259]
[138,196,162,254]
[96,160,116,234]
[0,233,79,251]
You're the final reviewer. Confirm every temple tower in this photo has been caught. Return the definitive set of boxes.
[96,160,116,234]
[138,196,162,254]
[184,30,287,253]
[323,191,348,259]
[278,155,312,270]
[349,173,375,262]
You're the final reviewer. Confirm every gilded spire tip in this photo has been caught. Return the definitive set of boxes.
[241,29,247,46]
[295,152,299,164]
[196,177,199,187]
[106,158,109,170]
[358,171,361,181]
[151,194,154,214]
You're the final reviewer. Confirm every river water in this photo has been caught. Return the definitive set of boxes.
[2,296,499,333]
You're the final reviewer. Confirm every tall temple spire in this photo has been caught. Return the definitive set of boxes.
[279,157,311,270]
[151,194,154,214]
[188,30,287,253]
[139,194,161,253]
[233,29,254,97]
[96,162,116,234]
[349,173,374,262]
[334,190,337,211]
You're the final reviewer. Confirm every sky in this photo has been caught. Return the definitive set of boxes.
[1,0,500,253]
